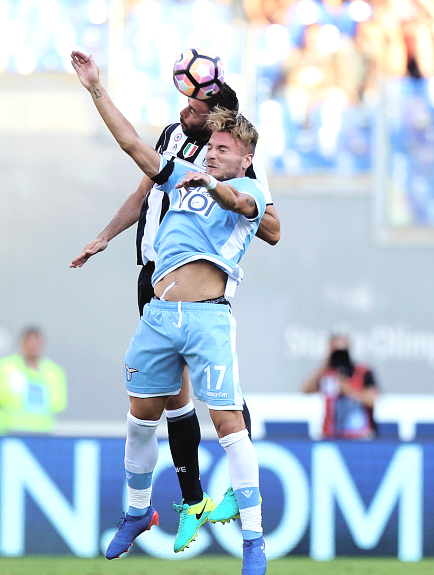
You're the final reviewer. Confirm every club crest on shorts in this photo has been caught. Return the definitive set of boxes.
[125,364,138,381]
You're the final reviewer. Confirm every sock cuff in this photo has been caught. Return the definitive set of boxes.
[127,410,162,428]
[219,428,248,448]
[124,466,153,487]
[165,400,195,421]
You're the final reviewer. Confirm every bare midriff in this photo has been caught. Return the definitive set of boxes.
[154,260,228,302]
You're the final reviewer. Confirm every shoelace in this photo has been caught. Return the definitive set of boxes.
[173,502,191,533]
[117,512,127,529]
[173,502,186,514]
[242,537,265,549]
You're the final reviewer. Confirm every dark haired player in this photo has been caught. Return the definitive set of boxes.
[71,59,280,555]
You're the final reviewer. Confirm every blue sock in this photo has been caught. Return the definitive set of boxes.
[243,531,263,541]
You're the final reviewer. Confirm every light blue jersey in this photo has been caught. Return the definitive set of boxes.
[151,158,266,296]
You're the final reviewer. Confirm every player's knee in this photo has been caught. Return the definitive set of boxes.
[211,411,245,438]
[166,391,191,411]
[129,396,167,421]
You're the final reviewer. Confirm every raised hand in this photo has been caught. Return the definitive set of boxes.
[175,170,212,191]
[71,51,100,91]
[70,238,108,268]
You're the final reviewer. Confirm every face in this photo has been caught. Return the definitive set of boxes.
[330,335,349,352]
[205,131,252,181]
[179,98,211,139]
[21,332,44,361]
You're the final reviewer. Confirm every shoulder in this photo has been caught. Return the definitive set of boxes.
[355,364,376,387]
[156,123,183,153]
[158,159,198,190]
[230,177,265,201]
[159,123,181,137]
[41,358,66,379]
[249,154,273,205]
[0,354,20,368]
[172,161,199,178]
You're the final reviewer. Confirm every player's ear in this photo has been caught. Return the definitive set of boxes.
[242,154,253,170]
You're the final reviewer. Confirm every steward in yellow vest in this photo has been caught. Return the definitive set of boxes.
[0,327,67,434]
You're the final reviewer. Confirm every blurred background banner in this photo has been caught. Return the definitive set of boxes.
[1,0,434,426]
[0,435,431,559]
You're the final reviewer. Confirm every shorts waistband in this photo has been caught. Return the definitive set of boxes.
[195,295,231,305]
[150,297,231,311]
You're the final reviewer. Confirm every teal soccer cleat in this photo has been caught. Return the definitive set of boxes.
[208,487,240,524]
[173,493,216,552]
[208,487,263,524]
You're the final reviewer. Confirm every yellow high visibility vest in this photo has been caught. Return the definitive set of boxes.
[0,354,67,434]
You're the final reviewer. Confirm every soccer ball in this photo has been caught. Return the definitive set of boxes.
[173,48,224,100]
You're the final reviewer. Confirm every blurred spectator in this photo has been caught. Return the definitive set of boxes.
[301,334,379,439]
[355,3,407,82]
[279,22,363,108]
[0,327,67,435]
[242,0,297,25]
[401,1,434,79]
[280,23,340,112]
[285,0,359,47]
[355,0,434,82]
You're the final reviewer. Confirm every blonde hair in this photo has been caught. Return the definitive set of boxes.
[206,107,258,154]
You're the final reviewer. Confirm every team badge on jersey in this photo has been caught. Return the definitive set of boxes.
[183,143,198,159]
[174,133,182,142]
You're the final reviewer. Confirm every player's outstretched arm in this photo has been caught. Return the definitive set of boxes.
[70,51,160,178]
[70,174,153,268]
[175,171,257,217]
[256,204,280,245]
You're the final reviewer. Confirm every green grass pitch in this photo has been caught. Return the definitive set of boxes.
[0,556,434,575]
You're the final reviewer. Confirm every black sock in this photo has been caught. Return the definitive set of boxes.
[167,410,203,505]
[243,401,252,440]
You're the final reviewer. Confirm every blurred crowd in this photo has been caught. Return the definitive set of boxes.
[3,0,434,224]
[245,0,434,78]
[241,0,434,227]
[242,0,434,107]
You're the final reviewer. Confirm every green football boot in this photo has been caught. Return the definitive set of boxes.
[209,487,263,524]
[173,493,216,552]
